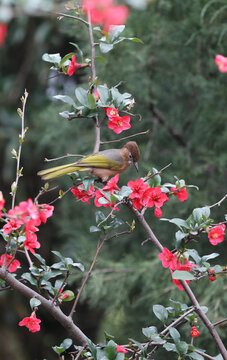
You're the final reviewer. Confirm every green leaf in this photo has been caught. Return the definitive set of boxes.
[96,210,106,223]
[201,253,219,262]
[87,338,97,360]
[188,352,204,360]
[105,340,117,360]
[30,297,41,309]
[61,338,73,350]
[75,88,89,107]
[95,56,107,64]
[153,304,168,322]
[60,52,75,67]
[33,253,46,265]
[110,25,125,42]
[104,331,115,341]
[213,265,223,273]
[163,343,177,352]
[97,85,110,105]
[128,338,144,351]
[142,326,158,339]
[69,42,84,59]
[21,273,37,286]
[110,218,124,229]
[90,226,101,233]
[88,93,96,109]
[53,95,76,108]
[172,270,195,281]
[169,327,180,343]
[42,53,61,65]
[118,186,132,198]
[161,217,190,229]
[175,341,188,355]
[99,42,114,53]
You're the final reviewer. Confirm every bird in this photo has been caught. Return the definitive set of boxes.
[38,141,140,182]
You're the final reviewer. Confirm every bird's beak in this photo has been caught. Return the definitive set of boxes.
[134,162,139,172]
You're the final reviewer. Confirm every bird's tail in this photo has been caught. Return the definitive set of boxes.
[37,163,89,180]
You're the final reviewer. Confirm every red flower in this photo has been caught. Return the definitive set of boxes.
[3,218,23,235]
[107,115,131,134]
[82,0,129,33]
[59,292,70,300]
[208,224,225,245]
[106,107,119,118]
[24,232,40,255]
[158,248,177,270]
[67,55,87,76]
[71,184,95,203]
[128,179,149,210]
[94,89,100,101]
[0,254,20,272]
[19,312,41,333]
[171,186,188,202]
[154,207,163,218]
[102,174,120,193]
[214,55,227,73]
[116,345,128,353]
[143,187,169,208]
[191,326,200,338]
[0,191,5,218]
[0,23,7,47]
[208,269,216,282]
[38,204,54,224]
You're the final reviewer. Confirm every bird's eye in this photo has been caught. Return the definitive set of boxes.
[129,154,132,159]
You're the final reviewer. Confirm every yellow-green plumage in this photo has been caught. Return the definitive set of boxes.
[38,153,122,180]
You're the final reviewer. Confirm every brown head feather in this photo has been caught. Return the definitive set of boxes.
[123,141,140,163]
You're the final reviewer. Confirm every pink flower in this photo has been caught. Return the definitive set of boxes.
[82,0,129,33]
[107,115,131,134]
[116,345,128,353]
[0,23,7,47]
[38,204,54,224]
[0,191,5,218]
[0,254,20,272]
[154,207,163,218]
[191,326,200,338]
[106,107,119,118]
[208,224,225,245]
[67,55,87,76]
[19,312,41,333]
[158,248,177,270]
[59,292,70,300]
[214,55,227,73]
[3,218,23,235]
[102,174,120,193]
[71,184,95,203]
[94,89,100,101]
[24,232,40,255]
[143,187,169,208]
[171,186,188,202]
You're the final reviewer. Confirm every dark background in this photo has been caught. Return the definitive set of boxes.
[0,0,226,359]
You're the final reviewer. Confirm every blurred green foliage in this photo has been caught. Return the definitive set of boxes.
[0,0,226,359]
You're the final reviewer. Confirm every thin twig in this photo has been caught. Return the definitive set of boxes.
[100,130,150,145]
[56,12,89,26]
[24,248,33,267]
[52,270,70,305]
[97,201,124,227]
[194,350,216,360]
[208,194,227,209]
[12,90,29,208]
[69,230,131,318]
[144,163,172,182]
[44,154,84,162]
[213,318,227,327]
[121,111,142,121]
[34,186,59,203]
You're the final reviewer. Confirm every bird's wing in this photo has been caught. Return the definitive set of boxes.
[77,153,122,170]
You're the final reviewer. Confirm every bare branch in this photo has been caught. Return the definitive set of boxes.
[44,154,84,162]
[56,12,89,26]
[100,130,150,145]
[213,318,227,327]
[208,194,227,209]
[144,163,172,182]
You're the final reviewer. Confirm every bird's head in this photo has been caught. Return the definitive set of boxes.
[123,141,140,171]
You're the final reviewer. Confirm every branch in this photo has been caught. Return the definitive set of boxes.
[12,90,29,208]
[56,12,89,26]
[44,154,84,162]
[213,318,227,327]
[208,194,227,209]
[144,162,172,182]
[69,230,131,318]
[100,130,150,145]
[127,203,227,359]
[194,350,216,360]
[0,268,88,345]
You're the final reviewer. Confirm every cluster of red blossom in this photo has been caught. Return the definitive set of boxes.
[71,174,189,217]
[0,193,54,270]
[191,326,200,337]
[82,0,129,32]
